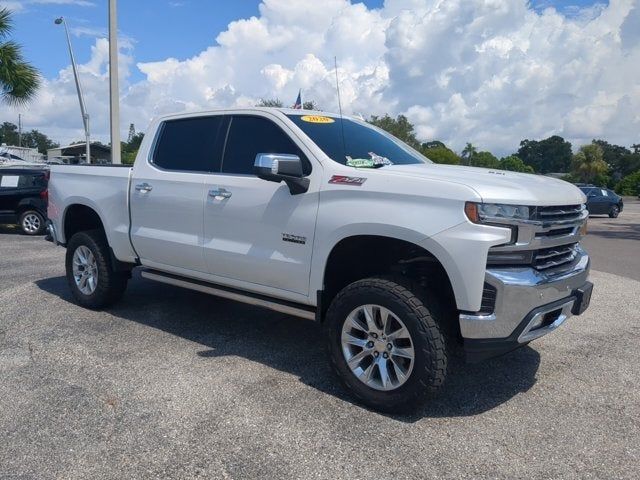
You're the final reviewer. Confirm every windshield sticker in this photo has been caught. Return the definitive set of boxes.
[346,152,393,168]
[300,115,335,124]
[329,175,367,186]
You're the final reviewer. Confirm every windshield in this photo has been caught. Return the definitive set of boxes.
[287,114,429,167]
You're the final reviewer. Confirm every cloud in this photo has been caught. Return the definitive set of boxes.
[3,0,640,155]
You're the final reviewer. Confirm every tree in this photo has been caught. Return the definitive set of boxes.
[469,151,500,169]
[302,100,320,110]
[592,139,636,180]
[368,114,420,149]
[517,136,572,173]
[571,143,608,183]
[121,129,145,165]
[21,129,58,154]
[615,170,640,196]
[0,7,40,105]
[422,145,460,165]
[256,98,283,107]
[499,155,534,173]
[460,143,477,165]
[0,121,19,145]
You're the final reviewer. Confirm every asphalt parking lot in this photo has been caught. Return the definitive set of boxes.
[1,202,639,479]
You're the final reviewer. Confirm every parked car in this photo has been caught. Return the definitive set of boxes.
[0,167,49,235]
[46,108,592,412]
[579,187,624,218]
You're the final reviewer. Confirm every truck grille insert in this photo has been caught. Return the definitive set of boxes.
[532,205,583,222]
[533,243,578,270]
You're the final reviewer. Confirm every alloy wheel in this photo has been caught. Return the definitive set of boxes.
[341,304,415,391]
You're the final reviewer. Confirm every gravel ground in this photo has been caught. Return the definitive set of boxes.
[0,222,639,479]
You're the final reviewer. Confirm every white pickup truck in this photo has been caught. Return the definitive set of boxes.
[47,108,592,412]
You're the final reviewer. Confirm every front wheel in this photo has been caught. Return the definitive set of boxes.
[65,230,128,309]
[609,205,620,218]
[325,277,448,413]
[19,210,45,235]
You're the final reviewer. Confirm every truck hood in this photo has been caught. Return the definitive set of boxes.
[379,163,586,206]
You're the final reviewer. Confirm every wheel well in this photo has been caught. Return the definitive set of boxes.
[63,204,105,242]
[321,235,459,338]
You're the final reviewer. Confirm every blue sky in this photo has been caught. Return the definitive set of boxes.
[5,0,607,82]
[2,0,635,155]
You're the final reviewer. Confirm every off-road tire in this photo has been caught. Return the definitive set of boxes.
[325,276,448,413]
[65,230,128,309]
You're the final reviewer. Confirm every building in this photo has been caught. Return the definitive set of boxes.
[47,142,112,164]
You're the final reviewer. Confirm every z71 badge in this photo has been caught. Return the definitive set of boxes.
[282,233,307,245]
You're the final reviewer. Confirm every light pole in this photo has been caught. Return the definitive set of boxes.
[54,17,91,164]
[109,0,121,164]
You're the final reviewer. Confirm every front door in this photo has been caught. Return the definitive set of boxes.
[129,115,225,273]
[203,114,319,296]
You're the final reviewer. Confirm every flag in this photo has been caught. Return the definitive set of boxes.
[292,89,302,109]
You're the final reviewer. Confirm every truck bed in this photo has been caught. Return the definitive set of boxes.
[48,165,137,263]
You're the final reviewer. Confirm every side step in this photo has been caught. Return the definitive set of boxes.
[140,269,316,320]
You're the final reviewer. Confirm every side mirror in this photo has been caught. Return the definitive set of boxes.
[254,153,309,195]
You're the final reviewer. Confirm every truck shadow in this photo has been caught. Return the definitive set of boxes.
[586,222,640,241]
[36,272,540,422]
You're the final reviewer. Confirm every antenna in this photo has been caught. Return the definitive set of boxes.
[334,56,347,160]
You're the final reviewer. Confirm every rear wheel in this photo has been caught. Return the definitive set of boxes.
[65,230,128,309]
[19,210,45,235]
[325,277,448,413]
[609,205,620,218]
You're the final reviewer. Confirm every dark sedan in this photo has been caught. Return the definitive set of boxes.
[580,187,624,218]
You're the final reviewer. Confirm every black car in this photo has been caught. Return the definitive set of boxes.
[579,186,624,218]
[0,167,49,235]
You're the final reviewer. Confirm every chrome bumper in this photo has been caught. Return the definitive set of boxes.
[460,245,590,341]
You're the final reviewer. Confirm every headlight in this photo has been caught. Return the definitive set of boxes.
[465,202,531,223]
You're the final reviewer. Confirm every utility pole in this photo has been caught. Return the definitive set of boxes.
[55,17,91,164]
[18,114,22,147]
[109,0,121,164]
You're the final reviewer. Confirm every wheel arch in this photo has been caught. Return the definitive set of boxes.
[317,233,459,340]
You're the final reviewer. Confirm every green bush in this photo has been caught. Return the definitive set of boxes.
[615,170,640,196]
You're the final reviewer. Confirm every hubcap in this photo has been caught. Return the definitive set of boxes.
[341,304,415,391]
[72,245,98,295]
[22,214,40,234]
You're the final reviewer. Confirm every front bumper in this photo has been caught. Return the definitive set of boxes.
[461,246,591,362]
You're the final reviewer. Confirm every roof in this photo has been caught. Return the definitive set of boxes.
[153,107,361,123]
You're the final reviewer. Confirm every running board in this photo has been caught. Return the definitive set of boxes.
[140,269,316,321]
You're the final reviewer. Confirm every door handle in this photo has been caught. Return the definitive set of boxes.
[209,188,232,199]
[135,183,153,193]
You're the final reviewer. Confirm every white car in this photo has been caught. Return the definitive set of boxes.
[46,108,592,412]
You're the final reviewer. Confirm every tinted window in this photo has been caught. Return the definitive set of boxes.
[153,116,224,172]
[221,116,309,175]
[18,174,46,188]
[287,114,428,166]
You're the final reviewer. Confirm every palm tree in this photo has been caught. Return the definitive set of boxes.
[0,7,40,105]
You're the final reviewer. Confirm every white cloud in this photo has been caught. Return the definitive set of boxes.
[3,0,640,155]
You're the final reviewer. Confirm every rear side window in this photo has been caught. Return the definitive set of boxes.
[221,115,309,175]
[18,174,45,188]
[153,116,225,172]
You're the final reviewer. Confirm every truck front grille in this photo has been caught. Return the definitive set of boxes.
[532,205,584,222]
[532,243,578,270]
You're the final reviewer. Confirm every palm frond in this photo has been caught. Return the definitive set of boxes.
[0,8,13,39]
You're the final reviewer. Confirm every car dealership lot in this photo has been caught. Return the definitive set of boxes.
[1,204,639,479]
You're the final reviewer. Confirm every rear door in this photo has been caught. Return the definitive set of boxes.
[129,115,225,273]
[202,113,319,296]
